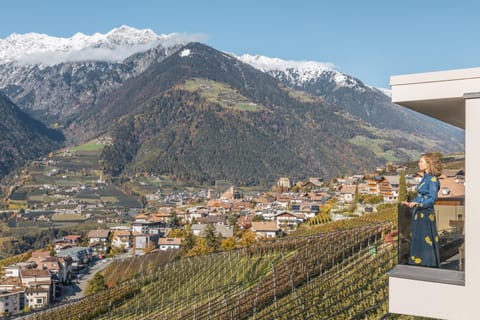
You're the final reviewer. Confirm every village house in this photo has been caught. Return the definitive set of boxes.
[63,235,82,246]
[27,251,72,285]
[54,234,82,252]
[236,214,254,230]
[338,184,357,203]
[221,186,242,200]
[379,176,397,202]
[291,204,318,219]
[2,262,36,279]
[151,212,172,225]
[275,211,302,234]
[87,229,111,257]
[260,207,277,221]
[56,247,92,270]
[198,214,227,225]
[250,221,279,239]
[132,233,152,255]
[111,230,133,251]
[131,214,165,235]
[191,224,234,238]
[157,238,182,251]
[19,269,52,309]
[276,177,292,190]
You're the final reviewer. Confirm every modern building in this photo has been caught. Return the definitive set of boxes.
[0,287,25,316]
[388,67,475,319]
[56,247,92,270]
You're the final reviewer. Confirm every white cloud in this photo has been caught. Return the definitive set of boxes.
[3,27,210,66]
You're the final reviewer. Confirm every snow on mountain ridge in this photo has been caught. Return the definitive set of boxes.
[236,53,363,90]
[0,25,204,66]
[236,53,336,73]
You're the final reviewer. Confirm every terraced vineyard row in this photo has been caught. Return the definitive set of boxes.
[18,221,394,320]
[251,243,396,319]
[103,222,392,320]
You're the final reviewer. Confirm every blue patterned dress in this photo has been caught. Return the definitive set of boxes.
[409,173,441,267]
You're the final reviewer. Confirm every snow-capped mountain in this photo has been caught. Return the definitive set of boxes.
[237,54,368,91]
[0,26,197,124]
[0,28,464,183]
[0,25,203,65]
[0,26,461,146]
[237,53,445,133]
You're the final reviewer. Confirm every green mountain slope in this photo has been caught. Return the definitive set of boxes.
[0,93,64,179]
[72,42,462,185]
[97,42,380,185]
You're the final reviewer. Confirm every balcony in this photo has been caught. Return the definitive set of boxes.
[394,203,464,283]
[388,67,480,319]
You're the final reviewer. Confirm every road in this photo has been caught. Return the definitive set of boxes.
[59,253,131,300]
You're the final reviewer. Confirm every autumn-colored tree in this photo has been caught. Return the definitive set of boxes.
[221,237,236,250]
[180,231,196,256]
[187,238,209,256]
[237,230,257,247]
[143,241,156,254]
[168,228,186,238]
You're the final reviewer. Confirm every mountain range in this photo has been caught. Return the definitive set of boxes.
[0,26,464,185]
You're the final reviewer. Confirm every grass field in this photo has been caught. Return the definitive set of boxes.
[182,78,263,112]
[284,87,318,103]
[70,139,106,152]
[51,213,87,222]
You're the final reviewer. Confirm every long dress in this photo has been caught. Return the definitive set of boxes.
[409,173,441,267]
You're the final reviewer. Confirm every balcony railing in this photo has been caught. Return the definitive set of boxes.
[397,203,464,273]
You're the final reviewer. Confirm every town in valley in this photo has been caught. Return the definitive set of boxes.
[0,139,465,316]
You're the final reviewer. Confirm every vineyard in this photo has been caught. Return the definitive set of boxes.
[16,219,398,320]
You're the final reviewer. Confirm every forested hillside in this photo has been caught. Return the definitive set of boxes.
[97,43,429,185]
[0,93,64,179]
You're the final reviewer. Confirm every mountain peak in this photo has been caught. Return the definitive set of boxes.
[0,26,201,66]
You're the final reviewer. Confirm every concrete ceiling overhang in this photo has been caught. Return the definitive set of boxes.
[390,67,480,129]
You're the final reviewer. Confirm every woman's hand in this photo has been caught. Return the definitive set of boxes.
[402,201,418,208]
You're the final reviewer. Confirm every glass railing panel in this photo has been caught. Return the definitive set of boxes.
[397,203,464,271]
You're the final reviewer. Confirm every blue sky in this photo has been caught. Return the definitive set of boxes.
[2,0,479,88]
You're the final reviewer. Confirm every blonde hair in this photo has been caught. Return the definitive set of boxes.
[421,153,443,177]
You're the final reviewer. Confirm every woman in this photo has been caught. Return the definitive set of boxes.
[402,153,442,267]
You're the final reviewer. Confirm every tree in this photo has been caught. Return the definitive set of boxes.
[143,241,156,254]
[354,183,360,203]
[221,237,236,250]
[227,213,238,226]
[168,228,185,238]
[85,273,107,295]
[238,230,257,247]
[204,224,220,251]
[397,171,408,203]
[170,214,180,228]
[187,238,208,256]
[252,215,263,222]
[180,231,195,255]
